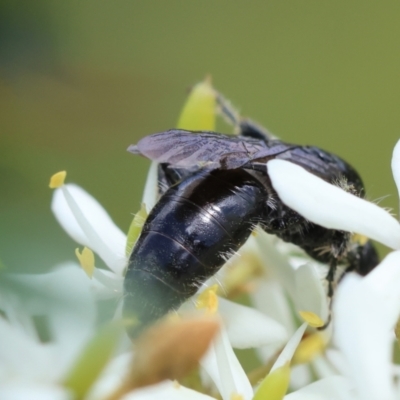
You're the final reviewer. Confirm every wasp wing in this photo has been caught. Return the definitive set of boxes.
[128,129,288,169]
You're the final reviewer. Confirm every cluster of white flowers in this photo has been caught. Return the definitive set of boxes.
[1,80,400,400]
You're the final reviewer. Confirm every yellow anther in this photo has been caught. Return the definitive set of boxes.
[75,247,95,278]
[196,284,219,314]
[49,171,67,188]
[298,311,324,328]
[253,362,290,400]
[177,76,217,131]
[231,394,244,400]
[293,333,326,364]
[352,233,369,246]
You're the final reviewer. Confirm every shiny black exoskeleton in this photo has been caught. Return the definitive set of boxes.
[124,168,269,337]
[123,98,379,338]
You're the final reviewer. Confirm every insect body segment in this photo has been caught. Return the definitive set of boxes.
[124,169,269,337]
[124,96,379,338]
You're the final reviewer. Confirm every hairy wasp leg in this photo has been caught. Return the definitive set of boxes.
[317,311,332,331]
[317,258,338,330]
[326,258,337,298]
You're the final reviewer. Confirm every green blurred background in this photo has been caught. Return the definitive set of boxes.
[1,1,400,272]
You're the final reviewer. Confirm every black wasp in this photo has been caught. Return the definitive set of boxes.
[123,94,379,338]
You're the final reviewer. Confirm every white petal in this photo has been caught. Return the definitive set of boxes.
[123,381,216,400]
[218,297,288,349]
[362,250,400,322]
[391,139,400,211]
[284,375,353,400]
[311,355,338,379]
[247,277,295,363]
[4,263,97,378]
[86,352,132,400]
[52,184,127,274]
[142,161,159,212]
[333,251,400,400]
[254,229,296,295]
[267,159,400,249]
[0,317,54,381]
[200,327,253,400]
[92,268,123,295]
[0,384,71,400]
[251,279,296,333]
[294,263,329,322]
[324,349,351,379]
[270,323,307,373]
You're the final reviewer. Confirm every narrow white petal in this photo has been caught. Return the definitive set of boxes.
[218,297,288,349]
[333,252,400,400]
[294,263,329,322]
[391,140,400,212]
[252,279,296,332]
[86,352,133,400]
[270,323,307,373]
[254,229,296,295]
[89,353,212,400]
[52,184,127,274]
[92,268,123,293]
[201,327,253,400]
[123,381,216,400]
[267,159,400,249]
[251,279,296,339]
[142,161,159,212]
[284,375,353,400]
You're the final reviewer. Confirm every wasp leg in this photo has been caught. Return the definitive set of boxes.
[215,91,274,141]
[326,258,337,299]
[317,258,337,330]
[157,163,182,193]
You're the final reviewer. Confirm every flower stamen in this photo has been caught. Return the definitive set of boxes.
[196,284,219,314]
[49,171,67,188]
[293,333,326,364]
[75,247,95,278]
[299,310,324,328]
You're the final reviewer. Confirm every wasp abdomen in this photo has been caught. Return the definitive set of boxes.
[123,169,268,337]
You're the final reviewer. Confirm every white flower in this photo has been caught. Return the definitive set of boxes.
[283,250,400,400]
[332,250,400,400]
[50,165,291,399]
[0,263,96,399]
[265,139,400,399]
[48,132,400,399]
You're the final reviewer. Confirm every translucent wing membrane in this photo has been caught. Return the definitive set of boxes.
[128,129,287,170]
